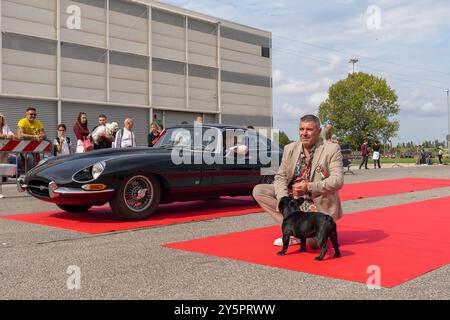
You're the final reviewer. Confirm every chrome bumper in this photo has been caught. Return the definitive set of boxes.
[51,187,114,197]
[17,178,114,198]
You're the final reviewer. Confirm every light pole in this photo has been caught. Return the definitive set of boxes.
[349,58,359,74]
[446,89,450,153]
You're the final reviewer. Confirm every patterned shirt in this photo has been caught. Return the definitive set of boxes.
[289,146,318,212]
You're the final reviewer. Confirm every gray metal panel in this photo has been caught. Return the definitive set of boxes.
[110,51,149,69]
[61,102,149,146]
[188,64,217,80]
[152,58,186,75]
[164,111,199,127]
[204,113,217,124]
[0,97,58,142]
[110,0,147,17]
[188,18,217,35]
[221,70,271,88]
[152,8,185,28]
[221,26,271,48]
[221,114,271,127]
[61,43,107,63]
[71,0,105,9]
[2,32,56,55]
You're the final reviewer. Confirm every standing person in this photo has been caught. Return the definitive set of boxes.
[147,122,160,147]
[420,146,426,165]
[438,147,444,165]
[73,112,91,153]
[372,140,381,169]
[194,115,203,125]
[415,145,422,165]
[17,107,47,169]
[92,114,115,150]
[252,114,344,248]
[359,139,369,169]
[53,124,72,156]
[113,118,136,148]
[320,124,333,142]
[0,113,16,165]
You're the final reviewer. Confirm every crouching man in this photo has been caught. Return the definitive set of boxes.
[253,114,344,247]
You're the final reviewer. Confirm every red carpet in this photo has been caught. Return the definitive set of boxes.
[339,178,450,201]
[0,196,260,234]
[163,196,450,288]
[1,178,449,235]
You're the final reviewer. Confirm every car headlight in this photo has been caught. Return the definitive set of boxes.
[91,161,105,180]
[73,161,106,183]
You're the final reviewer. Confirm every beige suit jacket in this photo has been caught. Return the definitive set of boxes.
[274,139,344,220]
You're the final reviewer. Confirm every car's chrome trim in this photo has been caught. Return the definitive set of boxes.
[53,187,114,196]
[17,178,27,193]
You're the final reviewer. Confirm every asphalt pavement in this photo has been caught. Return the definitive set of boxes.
[0,164,449,299]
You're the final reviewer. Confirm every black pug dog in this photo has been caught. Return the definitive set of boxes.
[277,196,341,261]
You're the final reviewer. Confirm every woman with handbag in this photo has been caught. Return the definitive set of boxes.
[73,112,93,153]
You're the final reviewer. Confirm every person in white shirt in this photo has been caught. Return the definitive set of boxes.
[53,124,72,156]
[0,113,16,165]
[113,118,136,148]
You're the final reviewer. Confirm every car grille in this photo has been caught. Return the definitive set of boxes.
[27,179,50,198]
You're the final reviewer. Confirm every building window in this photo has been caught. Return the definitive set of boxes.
[261,47,270,58]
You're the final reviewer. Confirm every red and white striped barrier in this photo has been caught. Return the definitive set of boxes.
[0,139,52,154]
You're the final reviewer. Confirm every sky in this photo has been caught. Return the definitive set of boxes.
[163,0,450,144]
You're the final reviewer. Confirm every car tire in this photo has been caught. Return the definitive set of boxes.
[57,205,92,213]
[109,174,161,221]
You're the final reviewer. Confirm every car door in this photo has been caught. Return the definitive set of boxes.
[207,129,261,194]
[159,127,203,200]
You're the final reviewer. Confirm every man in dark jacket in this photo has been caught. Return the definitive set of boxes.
[359,139,369,169]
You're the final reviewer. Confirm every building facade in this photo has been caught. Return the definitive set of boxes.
[0,0,272,146]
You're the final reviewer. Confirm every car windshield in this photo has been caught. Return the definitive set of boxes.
[154,127,221,151]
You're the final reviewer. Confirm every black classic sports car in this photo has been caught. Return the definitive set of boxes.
[18,124,281,220]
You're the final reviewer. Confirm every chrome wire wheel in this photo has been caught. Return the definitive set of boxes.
[123,175,154,213]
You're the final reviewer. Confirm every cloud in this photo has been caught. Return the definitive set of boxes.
[275,77,332,96]
[272,69,283,83]
[308,91,329,107]
[400,98,448,117]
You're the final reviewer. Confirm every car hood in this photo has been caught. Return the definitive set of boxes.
[26,147,172,183]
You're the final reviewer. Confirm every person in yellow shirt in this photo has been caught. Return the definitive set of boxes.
[17,107,47,141]
[17,107,47,170]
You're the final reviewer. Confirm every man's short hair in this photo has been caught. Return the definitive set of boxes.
[26,107,36,113]
[98,114,107,119]
[300,114,321,129]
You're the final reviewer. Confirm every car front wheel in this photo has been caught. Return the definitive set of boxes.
[109,174,161,221]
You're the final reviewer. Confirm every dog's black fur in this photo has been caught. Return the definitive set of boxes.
[277,196,341,261]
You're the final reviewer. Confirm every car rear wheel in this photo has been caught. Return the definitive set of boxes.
[57,205,92,213]
[109,174,161,221]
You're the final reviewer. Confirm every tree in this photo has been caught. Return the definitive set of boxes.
[273,131,292,147]
[318,72,399,149]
